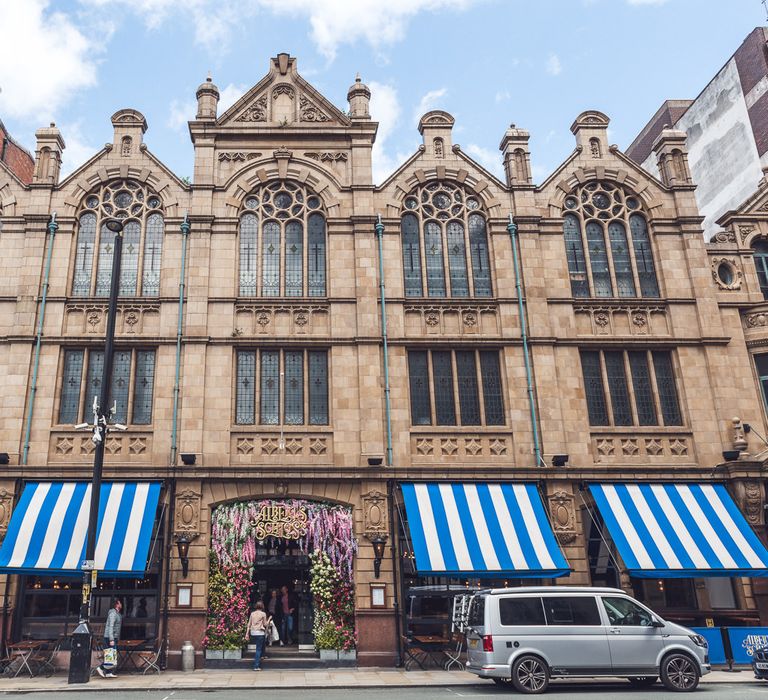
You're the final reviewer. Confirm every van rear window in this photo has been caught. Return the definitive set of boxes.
[468,595,486,627]
[542,596,601,626]
[499,597,545,626]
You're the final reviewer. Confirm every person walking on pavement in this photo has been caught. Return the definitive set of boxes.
[246,601,269,671]
[96,599,122,678]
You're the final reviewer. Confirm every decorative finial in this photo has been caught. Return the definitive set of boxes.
[355,73,361,83]
[206,72,212,82]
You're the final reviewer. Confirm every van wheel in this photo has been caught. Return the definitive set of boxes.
[511,655,549,694]
[660,653,699,692]
[492,677,513,686]
[627,676,657,687]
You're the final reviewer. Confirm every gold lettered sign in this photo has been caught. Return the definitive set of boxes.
[252,502,309,540]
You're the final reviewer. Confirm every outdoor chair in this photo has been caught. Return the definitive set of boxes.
[29,638,61,677]
[136,638,164,674]
[443,631,464,671]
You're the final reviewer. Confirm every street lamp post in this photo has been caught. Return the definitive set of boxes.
[68,218,125,684]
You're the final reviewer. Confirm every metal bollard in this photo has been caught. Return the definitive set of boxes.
[181,640,195,672]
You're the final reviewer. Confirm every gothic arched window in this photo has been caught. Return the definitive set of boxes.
[401,181,492,298]
[562,181,659,298]
[71,180,164,297]
[238,180,327,297]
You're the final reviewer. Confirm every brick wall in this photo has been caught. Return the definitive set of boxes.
[0,120,34,185]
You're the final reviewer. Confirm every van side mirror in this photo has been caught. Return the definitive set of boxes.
[651,618,665,628]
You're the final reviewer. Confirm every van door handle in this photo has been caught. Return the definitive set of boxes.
[609,628,622,635]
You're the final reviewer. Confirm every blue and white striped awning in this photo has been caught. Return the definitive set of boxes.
[0,482,161,575]
[401,483,570,577]
[589,483,768,578]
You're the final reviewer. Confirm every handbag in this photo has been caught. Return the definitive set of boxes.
[270,621,280,643]
[103,646,118,668]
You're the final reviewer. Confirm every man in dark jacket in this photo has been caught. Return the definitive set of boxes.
[279,586,298,645]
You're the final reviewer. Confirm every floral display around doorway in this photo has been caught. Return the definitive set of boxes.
[205,499,357,652]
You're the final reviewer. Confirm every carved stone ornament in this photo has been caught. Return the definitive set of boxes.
[304,151,348,162]
[548,490,577,545]
[711,257,743,290]
[363,490,389,537]
[0,488,14,534]
[711,230,736,244]
[299,95,330,122]
[272,85,295,100]
[738,224,756,244]
[235,95,268,122]
[218,151,263,162]
[742,481,763,525]
[175,489,201,534]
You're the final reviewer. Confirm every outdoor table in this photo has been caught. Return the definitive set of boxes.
[6,640,46,678]
[117,639,147,672]
[408,635,450,669]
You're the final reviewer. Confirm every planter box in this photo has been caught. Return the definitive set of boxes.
[338,650,356,662]
[223,649,243,660]
[205,650,224,660]
[319,649,339,661]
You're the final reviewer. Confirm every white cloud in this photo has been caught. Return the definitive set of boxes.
[219,83,248,111]
[0,1,100,121]
[546,53,562,76]
[413,88,447,125]
[85,0,479,59]
[369,81,402,184]
[167,98,197,132]
[465,143,503,179]
[495,90,512,103]
[60,122,100,177]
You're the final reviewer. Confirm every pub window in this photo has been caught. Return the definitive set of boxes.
[238,181,327,297]
[406,349,505,426]
[71,180,164,297]
[752,239,768,299]
[562,181,660,299]
[579,349,682,427]
[401,181,492,298]
[235,349,329,426]
[57,348,156,425]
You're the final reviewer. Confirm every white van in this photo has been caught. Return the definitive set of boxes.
[465,586,710,694]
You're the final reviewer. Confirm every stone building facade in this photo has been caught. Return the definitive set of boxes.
[0,54,767,667]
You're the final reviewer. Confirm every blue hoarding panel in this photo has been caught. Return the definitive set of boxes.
[689,627,726,664]
[726,627,768,664]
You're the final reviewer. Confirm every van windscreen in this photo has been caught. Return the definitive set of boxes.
[499,597,545,626]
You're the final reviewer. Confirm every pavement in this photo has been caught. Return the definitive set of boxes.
[0,668,764,693]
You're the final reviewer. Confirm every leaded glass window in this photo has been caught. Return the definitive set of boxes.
[59,350,84,424]
[59,348,155,425]
[456,351,480,425]
[581,349,683,427]
[308,351,328,425]
[71,180,164,297]
[132,350,156,424]
[239,213,258,296]
[408,350,431,425]
[652,351,682,426]
[260,351,279,424]
[402,213,423,297]
[562,181,660,299]
[628,351,656,426]
[284,350,304,424]
[236,351,256,424]
[239,181,327,297]
[236,349,329,426]
[604,351,632,426]
[580,351,609,426]
[563,214,589,297]
[754,240,768,300]
[400,180,493,298]
[480,351,505,425]
[407,349,505,427]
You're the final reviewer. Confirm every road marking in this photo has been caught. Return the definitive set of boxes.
[160,693,175,700]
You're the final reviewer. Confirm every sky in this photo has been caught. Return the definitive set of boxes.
[0,0,763,184]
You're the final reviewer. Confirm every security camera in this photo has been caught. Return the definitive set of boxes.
[74,423,89,430]
[113,424,127,431]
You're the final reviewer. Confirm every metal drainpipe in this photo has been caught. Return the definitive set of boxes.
[375,215,393,467]
[170,213,190,468]
[507,214,545,468]
[21,214,58,465]
[387,479,402,666]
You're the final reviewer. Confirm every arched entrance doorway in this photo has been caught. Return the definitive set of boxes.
[205,498,356,655]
